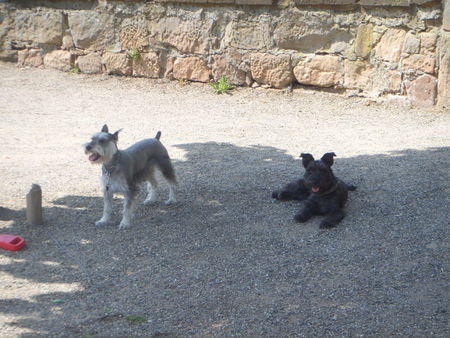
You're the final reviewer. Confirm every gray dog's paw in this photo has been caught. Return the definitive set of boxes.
[95,219,111,227]
[118,219,131,229]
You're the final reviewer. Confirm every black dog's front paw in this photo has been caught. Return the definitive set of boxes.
[294,212,311,223]
[277,191,295,201]
[320,212,344,229]
[319,220,337,229]
[272,190,292,201]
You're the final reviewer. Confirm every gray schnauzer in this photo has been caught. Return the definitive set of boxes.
[272,152,356,228]
[84,125,177,229]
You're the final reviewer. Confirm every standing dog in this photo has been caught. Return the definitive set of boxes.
[272,152,356,228]
[84,125,177,229]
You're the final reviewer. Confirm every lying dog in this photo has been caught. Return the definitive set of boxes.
[84,125,177,229]
[272,152,356,228]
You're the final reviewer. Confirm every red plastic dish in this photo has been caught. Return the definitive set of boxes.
[0,235,26,251]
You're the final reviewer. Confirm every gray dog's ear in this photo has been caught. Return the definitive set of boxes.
[300,153,314,168]
[101,124,109,133]
[112,129,122,142]
[321,152,336,167]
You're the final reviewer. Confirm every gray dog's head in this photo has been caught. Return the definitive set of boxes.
[84,125,121,164]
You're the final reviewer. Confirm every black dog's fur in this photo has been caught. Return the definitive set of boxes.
[272,152,356,228]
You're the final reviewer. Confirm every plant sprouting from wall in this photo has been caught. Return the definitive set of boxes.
[68,67,80,74]
[210,76,235,94]
[127,47,141,60]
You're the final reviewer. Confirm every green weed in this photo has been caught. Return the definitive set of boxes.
[210,76,235,94]
[127,48,141,60]
[68,67,80,74]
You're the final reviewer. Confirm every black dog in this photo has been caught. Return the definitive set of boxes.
[272,152,356,228]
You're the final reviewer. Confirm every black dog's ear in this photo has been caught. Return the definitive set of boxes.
[112,129,122,142]
[321,152,336,167]
[300,153,314,168]
[101,124,109,133]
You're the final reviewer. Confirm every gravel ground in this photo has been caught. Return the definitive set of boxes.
[0,62,449,337]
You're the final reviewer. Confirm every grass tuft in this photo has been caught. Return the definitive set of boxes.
[210,76,235,94]
[127,48,141,60]
[68,67,80,74]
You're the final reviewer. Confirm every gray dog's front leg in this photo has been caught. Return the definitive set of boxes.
[119,192,135,229]
[96,189,113,226]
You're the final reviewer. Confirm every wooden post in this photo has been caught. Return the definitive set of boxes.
[26,184,43,225]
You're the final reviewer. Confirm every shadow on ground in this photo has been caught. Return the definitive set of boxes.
[0,143,449,336]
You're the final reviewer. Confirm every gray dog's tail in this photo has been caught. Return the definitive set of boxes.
[155,131,161,140]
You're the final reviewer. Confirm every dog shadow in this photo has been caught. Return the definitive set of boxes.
[0,206,24,221]
[0,144,449,336]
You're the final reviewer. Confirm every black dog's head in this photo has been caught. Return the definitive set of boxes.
[300,152,336,194]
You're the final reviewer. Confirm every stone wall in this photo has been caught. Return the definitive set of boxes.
[1,0,448,107]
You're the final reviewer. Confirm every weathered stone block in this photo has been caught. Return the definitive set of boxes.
[76,54,102,74]
[224,21,272,50]
[294,0,356,4]
[173,56,211,82]
[417,7,441,21]
[44,50,72,72]
[208,0,234,3]
[164,56,176,79]
[62,33,74,50]
[444,0,450,32]
[411,0,440,3]
[354,24,373,58]
[250,53,293,88]
[14,10,64,45]
[0,9,13,40]
[360,0,435,5]
[419,32,437,53]
[68,11,116,51]
[0,49,17,62]
[294,55,342,88]
[401,54,435,74]
[387,70,402,93]
[119,17,149,50]
[375,28,406,62]
[406,74,437,107]
[276,25,352,53]
[211,52,247,86]
[156,0,209,3]
[344,60,374,90]
[369,67,402,95]
[437,34,450,107]
[150,17,216,54]
[132,52,161,78]
[359,0,409,5]
[102,52,132,76]
[274,12,353,54]
[236,0,272,4]
[402,32,420,55]
[17,49,43,68]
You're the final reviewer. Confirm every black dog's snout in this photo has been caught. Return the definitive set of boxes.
[86,144,92,151]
